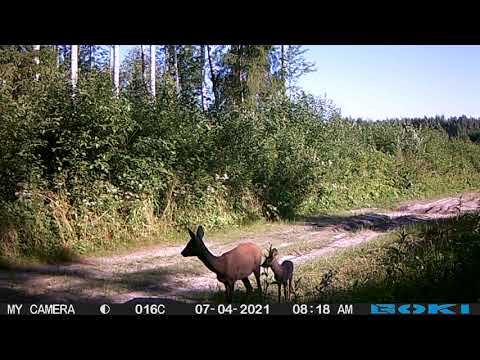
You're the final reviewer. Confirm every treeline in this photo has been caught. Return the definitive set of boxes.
[354,115,480,143]
[1,45,480,261]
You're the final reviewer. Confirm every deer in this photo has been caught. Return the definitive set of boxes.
[181,225,263,303]
[261,245,294,303]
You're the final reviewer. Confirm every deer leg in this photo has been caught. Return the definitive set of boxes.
[284,283,288,302]
[242,278,253,295]
[277,283,281,303]
[254,267,262,295]
[289,279,293,301]
[224,282,230,303]
[225,282,233,303]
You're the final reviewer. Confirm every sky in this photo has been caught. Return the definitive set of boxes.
[121,45,480,120]
[298,45,480,120]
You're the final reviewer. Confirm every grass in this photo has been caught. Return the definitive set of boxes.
[291,212,480,303]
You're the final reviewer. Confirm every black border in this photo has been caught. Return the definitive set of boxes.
[3,6,480,44]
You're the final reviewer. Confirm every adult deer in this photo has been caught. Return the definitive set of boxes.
[261,245,294,303]
[181,225,263,303]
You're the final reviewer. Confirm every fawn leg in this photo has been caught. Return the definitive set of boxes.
[284,283,288,302]
[277,284,281,303]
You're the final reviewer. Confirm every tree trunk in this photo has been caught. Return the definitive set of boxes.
[235,45,244,104]
[281,45,285,84]
[89,45,94,69]
[164,45,169,84]
[207,45,218,107]
[33,45,40,81]
[173,45,180,94]
[71,45,78,92]
[55,45,60,68]
[150,45,156,97]
[113,45,120,96]
[141,45,146,84]
[200,45,207,111]
[109,45,114,77]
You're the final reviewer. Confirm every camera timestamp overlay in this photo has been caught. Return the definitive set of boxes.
[0,303,479,316]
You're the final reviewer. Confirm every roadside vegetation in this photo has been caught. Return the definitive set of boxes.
[1,45,480,273]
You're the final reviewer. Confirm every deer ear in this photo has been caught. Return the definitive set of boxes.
[188,228,196,239]
[196,225,204,240]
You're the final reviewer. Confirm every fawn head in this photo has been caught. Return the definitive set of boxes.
[261,244,279,268]
[181,225,205,257]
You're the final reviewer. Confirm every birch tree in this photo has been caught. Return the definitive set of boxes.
[55,45,60,68]
[109,45,114,76]
[71,45,78,91]
[150,45,156,97]
[33,45,40,81]
[200,45,207,111]
[140,45,146,84]
[168,45,180,94]
[113,45,120,95]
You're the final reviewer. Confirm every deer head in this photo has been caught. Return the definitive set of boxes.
[181,225,205,257]
[261,244,279,268]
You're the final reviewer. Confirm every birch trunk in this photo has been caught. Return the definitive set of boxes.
[33,45,40,81]
[141,45,145,84]
[109,45,114,77]
[55,45,60,68]
[71,45,78,91]
[89,45,94,69]
[150,45,156,97]
[113,45,120,95]
[173,46,180,94]
[200,45,207,111]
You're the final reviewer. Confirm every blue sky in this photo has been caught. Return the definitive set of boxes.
[121,45,480,120]
[298,45,480,120]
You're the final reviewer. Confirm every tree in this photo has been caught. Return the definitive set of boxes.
[207,45,220,109]
[217,45,273,109]
[71,45,78,91]
[282,45,316,95]
[200,45,207,111]
[173,46,181,94]
[113,45,120,95]
[79,45,110,70]
[33,45,40,81]
[150,45,156,97]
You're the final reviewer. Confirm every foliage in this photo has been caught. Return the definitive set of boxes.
[1,45,480,261]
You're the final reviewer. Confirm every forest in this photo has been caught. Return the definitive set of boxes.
[1,45,480,261]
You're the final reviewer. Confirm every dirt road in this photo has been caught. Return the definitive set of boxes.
[1,193,479,303]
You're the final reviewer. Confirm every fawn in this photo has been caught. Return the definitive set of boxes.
[261,245,294,303]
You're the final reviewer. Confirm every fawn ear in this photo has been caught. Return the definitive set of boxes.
[188,228,196,239]
[196,225,204,240]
